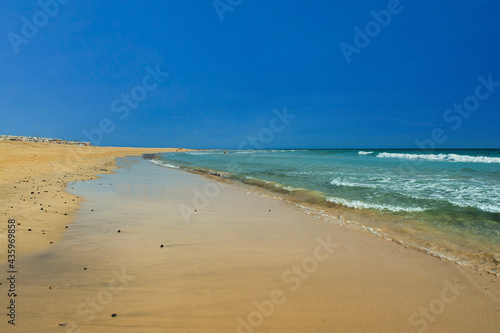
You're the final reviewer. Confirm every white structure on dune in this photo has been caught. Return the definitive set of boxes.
[0,134,91,146]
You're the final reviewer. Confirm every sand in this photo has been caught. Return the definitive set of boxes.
[0,141,189,262]
[0,142,499,332]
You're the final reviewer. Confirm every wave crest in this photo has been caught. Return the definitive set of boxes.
[377,152,500,163]
[150,160,179,169]
[326,197,425,212]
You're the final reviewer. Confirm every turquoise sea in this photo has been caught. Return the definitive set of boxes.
[154,149,500,274]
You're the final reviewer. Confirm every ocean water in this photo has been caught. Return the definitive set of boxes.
[155,149,500,274]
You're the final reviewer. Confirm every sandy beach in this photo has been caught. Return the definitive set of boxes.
[1,143,499,332]
[0,141,189,262]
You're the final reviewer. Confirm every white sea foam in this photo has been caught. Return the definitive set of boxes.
[358,151,374,155]
[282,185,301,191]
[353,175,500,214]
[326,197,425,213]
[330,177,378,188]
[446,199,500,213]
[150,160,179,169]
[377,152,500,163]
[186,151,225,155]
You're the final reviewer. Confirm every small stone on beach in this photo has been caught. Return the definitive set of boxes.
[111,313,117,317]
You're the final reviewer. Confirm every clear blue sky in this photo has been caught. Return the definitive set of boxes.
[1,0,499,148]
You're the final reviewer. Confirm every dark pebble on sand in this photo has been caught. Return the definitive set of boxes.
[28,229,32,231]
[160,244,164,248]
[111,313,117,317]
[117,230,121,233]
[83,268,87,270]
[65,226,68,228]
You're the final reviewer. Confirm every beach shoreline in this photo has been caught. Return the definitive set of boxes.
[0,143,499,332]
[0,141,192,263]
[152,153,500,277]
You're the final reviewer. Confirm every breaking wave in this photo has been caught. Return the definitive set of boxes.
[377,152,500,163]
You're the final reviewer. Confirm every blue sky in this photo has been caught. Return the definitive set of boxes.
[1,0,499,148]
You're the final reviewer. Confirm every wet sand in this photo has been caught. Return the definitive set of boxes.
[0,141,189,262]
[0,155,498,332]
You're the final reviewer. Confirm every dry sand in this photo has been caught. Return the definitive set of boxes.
[0,142,499,332]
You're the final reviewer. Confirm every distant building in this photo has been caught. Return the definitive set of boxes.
[0,134,91,146]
